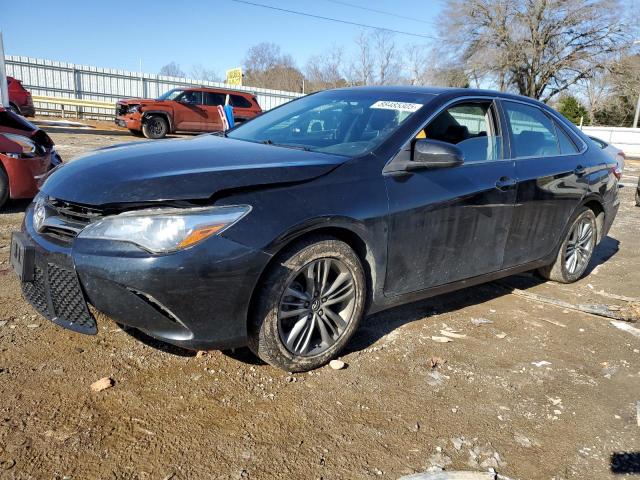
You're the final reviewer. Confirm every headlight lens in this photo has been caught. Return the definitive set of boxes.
[129,105,141,113]
[3,133,37,157]
[78,205,251,253]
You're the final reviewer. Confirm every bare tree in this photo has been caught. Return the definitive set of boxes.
[440,0,628,101]
[373,30,401,85]
[405,44,430,85]
[305,46,347,92]
[350,31,374,86]
[190,64,220,82]
[243,42,304,91]
[159,61,186,78]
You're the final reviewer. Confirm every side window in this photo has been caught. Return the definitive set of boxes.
[230,95,252,108]
[503,101,560,158]
[554,121,579,154]
[177,90,203,105]
[419,101,502,163]
[204,92,226,106]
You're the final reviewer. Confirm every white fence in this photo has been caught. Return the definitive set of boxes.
[582,126,640,158]
[5,55,304,119]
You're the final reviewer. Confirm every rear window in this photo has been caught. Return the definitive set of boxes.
[204,92,226,106]
[230,95,253,108]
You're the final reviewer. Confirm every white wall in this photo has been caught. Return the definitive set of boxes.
[582,126,640,158]
[5,55,304,118]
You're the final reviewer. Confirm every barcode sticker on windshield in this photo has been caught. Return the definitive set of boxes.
[370,101,423,112]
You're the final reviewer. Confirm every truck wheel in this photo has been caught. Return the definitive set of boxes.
[249,236,366,372]
[0,167,9,210]
[538,207,597,283]
[8,103,21,116]
[142,116,168,139]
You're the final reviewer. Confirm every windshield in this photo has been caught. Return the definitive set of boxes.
[157,89,185,101]
[227,90,430,157]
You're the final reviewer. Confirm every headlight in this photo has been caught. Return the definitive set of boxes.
[3,133,37,157]
[129,105,141,113]
[78,205,251,253]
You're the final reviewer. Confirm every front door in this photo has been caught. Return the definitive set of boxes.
[384,99,517,296]
[499,100,589,267]
[172,90,206,131]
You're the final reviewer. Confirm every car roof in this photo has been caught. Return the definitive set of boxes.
[187,86,255,96]
[330,85,548,107]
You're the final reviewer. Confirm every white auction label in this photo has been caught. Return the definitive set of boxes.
[370,101,423,112]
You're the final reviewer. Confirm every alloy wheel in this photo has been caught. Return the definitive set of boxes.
[564,217,594,275]
[277,258,356,357]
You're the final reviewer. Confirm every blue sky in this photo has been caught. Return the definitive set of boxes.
[1,0,443,76]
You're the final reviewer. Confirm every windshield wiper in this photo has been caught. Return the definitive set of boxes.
[262,139,310,151]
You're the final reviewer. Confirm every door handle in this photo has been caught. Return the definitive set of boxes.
[495,176,517,190]
[574,165,587,176]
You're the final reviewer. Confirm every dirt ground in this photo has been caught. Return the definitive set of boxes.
[0,119,639,480]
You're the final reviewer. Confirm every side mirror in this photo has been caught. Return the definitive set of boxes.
[410,139,464,170]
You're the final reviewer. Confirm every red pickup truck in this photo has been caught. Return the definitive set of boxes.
[115,87,262,139]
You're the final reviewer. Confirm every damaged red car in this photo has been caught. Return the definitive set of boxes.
[0,108,61,209]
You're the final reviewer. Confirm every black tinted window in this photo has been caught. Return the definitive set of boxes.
[230,95,252,108]
[204,92,226,106]
[177,90,203,105]
[504,101,559,158]
[555,121,579,154]
[421,101,502,163]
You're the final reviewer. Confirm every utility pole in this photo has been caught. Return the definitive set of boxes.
[0,31,9,109]
[634,40,640,129]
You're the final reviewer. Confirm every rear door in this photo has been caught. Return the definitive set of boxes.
[500,100,588,267]
[384,98,517,295]
[202,92,226,131]
[229,94,256,121]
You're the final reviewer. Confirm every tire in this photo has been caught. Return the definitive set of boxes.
[538,207,597,283]
[142,115,168,139]
[635,187,640,207]
[248,236,366,372]
[128,129,144,137]
[0,167,9,210]
[8,103,21,116]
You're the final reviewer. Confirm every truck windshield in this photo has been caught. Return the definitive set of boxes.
[227,90,431,157]
[157,89,185,101]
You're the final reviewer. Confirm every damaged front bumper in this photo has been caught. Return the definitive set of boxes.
[13,203,272,350]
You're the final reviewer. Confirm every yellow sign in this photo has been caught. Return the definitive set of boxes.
[226,68,243,86]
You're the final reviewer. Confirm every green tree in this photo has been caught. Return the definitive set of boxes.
[557,96,588,125]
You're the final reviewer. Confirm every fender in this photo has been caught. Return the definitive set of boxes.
[260,215,386,311]
[141,110,174,132]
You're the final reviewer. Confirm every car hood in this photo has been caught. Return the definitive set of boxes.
[41,135,346,206]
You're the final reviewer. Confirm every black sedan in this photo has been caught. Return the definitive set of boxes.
[11,87,620,371]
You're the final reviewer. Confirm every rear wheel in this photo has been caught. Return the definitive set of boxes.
[538,207,597,283]
[249,237,366,372]
[142,116,168,139]
[0,167,9,210]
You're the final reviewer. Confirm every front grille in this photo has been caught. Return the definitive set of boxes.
[21,261,97,334]
[40,198,103,244]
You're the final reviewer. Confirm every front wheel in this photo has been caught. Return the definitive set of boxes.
[249,237,366,372]
[538,207,597,283]
[0,167,9,210]
[142,116,168,139]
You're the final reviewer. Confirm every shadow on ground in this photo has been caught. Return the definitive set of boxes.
[611,452,640,474]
